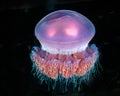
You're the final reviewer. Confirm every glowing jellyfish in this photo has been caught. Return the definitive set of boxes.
[30,10,100,93]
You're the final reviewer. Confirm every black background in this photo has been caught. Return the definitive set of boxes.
[1,0,120,96]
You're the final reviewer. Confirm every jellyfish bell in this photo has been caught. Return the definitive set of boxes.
[35,10,95,54]
[30,10,100,93]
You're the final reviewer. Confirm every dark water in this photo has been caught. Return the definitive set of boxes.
[1,1,120,96]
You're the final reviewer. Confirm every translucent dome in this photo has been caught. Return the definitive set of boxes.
[35,10,95,54]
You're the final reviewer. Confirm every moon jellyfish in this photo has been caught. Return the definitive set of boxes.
[30,10,100,93]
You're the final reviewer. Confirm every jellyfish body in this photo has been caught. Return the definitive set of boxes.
[30,10,99,92]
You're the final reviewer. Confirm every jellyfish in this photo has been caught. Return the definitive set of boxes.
[30,10,100,93]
